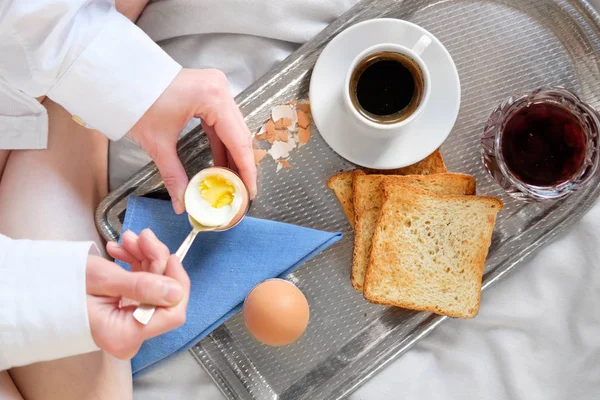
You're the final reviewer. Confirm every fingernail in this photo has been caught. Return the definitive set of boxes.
[123,230,138,240]
[249,187,257,200]
[162,281,183,304]
[172,198,185,215]
[141,228,157,240]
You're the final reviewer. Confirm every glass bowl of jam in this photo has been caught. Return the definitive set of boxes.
[481,87,600,201]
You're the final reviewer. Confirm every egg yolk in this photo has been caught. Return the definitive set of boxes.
[199,175,235,208]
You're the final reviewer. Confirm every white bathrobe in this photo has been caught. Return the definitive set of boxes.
[0,0,181,370]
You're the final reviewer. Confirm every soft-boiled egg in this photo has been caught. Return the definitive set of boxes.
[243,279,310,346]
[184,167,249,228]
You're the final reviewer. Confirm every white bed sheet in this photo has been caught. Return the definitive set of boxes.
[108,1,600,398]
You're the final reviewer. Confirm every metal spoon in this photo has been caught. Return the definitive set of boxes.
[133,169,249,325]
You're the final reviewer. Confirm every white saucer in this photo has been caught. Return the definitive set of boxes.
[309,19,461,169]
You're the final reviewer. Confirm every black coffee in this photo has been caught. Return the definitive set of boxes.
[350,51,424,124]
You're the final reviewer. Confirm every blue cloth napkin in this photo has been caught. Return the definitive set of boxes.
[117,196,342,379]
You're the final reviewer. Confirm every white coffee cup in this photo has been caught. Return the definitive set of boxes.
[343,35,433,136]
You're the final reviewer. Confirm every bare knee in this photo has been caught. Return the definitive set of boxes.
[0,150,9,180]
[0,371,23,400]
[116,0,150,22]
[9,352,132,400]
[0,100,108,246]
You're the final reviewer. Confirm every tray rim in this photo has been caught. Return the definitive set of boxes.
[95,0,600,398]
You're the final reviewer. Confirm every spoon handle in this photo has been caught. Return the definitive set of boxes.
[133,228,199,325]
[132,304,157,325]
[175,228,199,261]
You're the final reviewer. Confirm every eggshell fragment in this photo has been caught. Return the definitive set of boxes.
[272,105,297,132]
[255,131,267,140]
[297,110,311,129]
[265,120,278,143]
[265,119,275,132]
[274,129,288,142]
[254,100,311,172]
[268,139,296,160]
[279,159,291,168]
[243,279,309,346]
[297,102,311,113]
[274,118,292,130]
[298,127,311,145]
[256,119,273,141]
[253,148,267,165]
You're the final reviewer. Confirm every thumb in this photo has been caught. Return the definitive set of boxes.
[153,146,188,214]
[86,256,184,306]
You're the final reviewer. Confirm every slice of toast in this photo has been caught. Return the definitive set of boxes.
[327,170,365,227]
[326,149,447,227]
[363,183,503,318]
[351,174,476,291]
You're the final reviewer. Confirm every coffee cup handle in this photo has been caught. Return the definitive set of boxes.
[411,35,432,56]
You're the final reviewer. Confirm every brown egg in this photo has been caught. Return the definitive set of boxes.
[243,279,310,346]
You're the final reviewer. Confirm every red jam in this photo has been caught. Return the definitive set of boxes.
[501,103,587,186]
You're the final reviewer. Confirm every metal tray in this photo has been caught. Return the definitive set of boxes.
[96,0,600,398]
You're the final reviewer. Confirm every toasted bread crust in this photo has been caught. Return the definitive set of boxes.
[351,173,477,291]
[365,149,447,176]
[326,149,447,228]
[363,183,502,318]
[327,170,365,227]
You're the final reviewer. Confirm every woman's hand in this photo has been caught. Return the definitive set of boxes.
[128,68,257,214]
[86,229,190,360]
